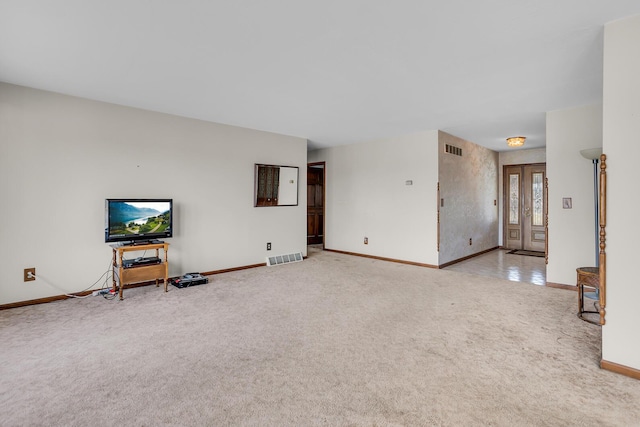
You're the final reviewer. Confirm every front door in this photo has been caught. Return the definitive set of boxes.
[307,164,324,245]
[504,164,546,251]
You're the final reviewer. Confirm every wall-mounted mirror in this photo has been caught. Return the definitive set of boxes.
[254,164,299,207]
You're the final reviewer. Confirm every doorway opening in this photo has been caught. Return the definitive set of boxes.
[503,163,546,252]
[307,162,325,248]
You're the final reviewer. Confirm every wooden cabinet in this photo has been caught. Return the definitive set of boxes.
[111,242,169,300]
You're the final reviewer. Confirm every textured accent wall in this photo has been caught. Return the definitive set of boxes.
[438,131,499,265]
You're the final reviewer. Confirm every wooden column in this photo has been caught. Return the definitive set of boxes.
[598,154,607,326]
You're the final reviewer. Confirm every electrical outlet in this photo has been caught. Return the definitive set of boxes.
[267,242,271,250]
[24,268,36,282]
[364,237,368,245]
[469,238,472,245]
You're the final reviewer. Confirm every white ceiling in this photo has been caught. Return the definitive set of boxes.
[2,1,640,152]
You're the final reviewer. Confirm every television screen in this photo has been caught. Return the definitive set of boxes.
[105,199,173,244]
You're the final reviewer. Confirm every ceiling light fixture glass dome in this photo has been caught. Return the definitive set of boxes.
[506,136,526,147]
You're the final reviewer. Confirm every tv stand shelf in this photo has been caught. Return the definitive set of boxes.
[110,242,169,300]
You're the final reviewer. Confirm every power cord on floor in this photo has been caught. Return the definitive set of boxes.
[27,272,94,299]
[28,258,116,300]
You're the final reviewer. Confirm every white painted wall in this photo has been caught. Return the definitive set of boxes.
[0,83,307,305]
[438,131,499,264]
[497,148,547,244]
[308,131,439,265]
[601,14,640,370]
[546,104,603,285]
[499,148,547,167]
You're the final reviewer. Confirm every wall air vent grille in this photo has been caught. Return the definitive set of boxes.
[445,144,462,156]
[266,252,304,266]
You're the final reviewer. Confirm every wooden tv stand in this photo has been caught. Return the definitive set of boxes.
[110,242,169,300]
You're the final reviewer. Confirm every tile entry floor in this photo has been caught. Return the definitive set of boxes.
[444,248,547,286]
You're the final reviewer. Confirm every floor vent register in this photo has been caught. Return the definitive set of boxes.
[267,252,304,266]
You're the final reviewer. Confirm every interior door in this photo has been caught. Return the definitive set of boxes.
[504,164,546,251]
[307,164,324,245]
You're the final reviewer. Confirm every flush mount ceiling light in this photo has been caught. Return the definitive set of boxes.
[506,136,526,147]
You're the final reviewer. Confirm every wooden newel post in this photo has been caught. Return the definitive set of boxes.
[599,154,607,326]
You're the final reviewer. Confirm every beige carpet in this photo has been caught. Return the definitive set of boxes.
[1,248,638,426]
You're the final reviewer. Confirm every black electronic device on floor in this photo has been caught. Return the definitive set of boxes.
[169,273,209,288]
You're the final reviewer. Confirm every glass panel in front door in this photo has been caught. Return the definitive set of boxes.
[532,172,543,226]
[509,174,519,225]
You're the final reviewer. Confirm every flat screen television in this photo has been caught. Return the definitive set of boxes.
[105,199,173,244]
